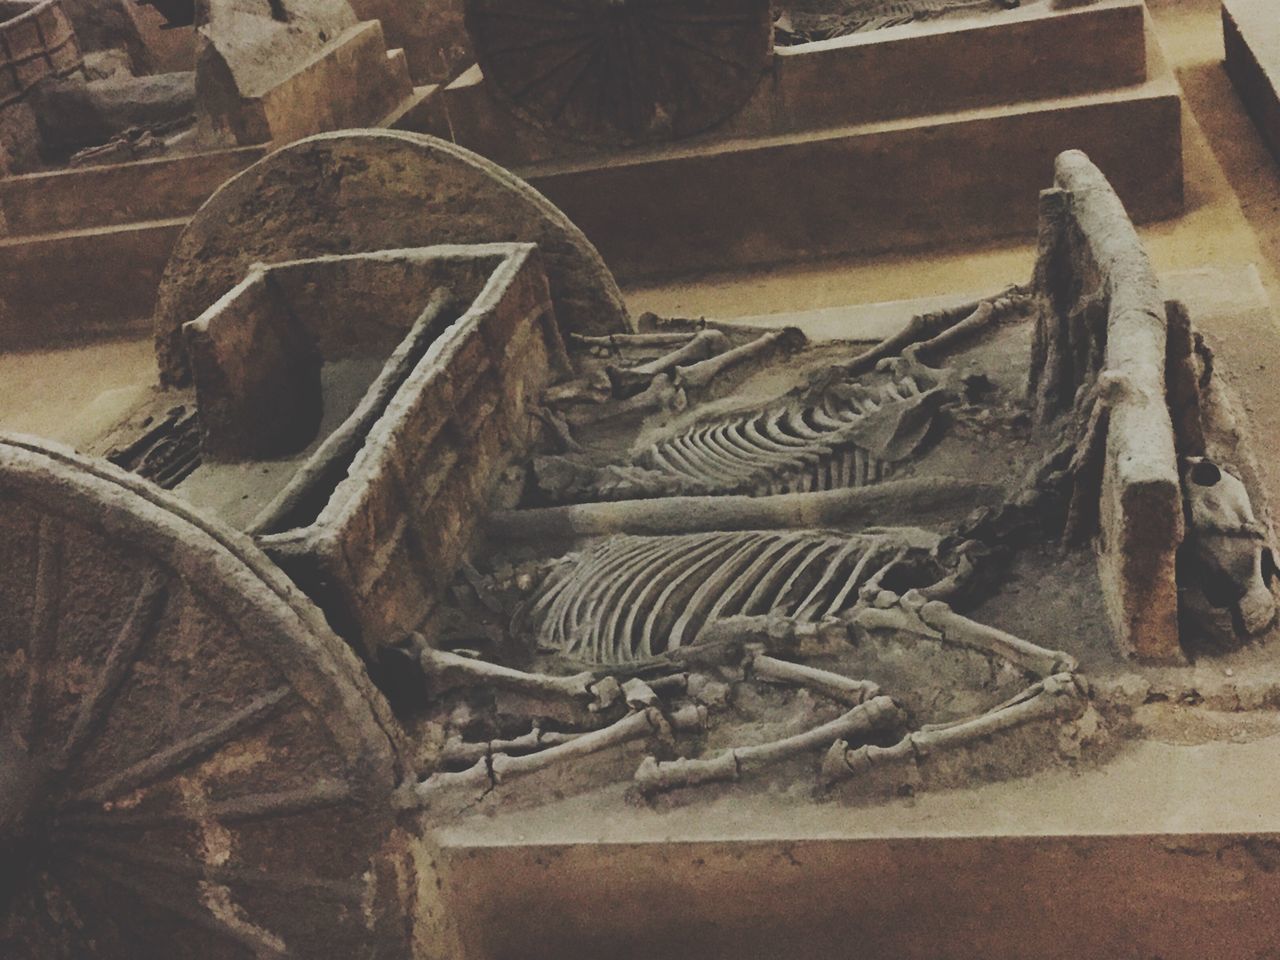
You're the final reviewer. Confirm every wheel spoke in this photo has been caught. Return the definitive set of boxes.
[68,855,291,957]
[71,839,365,903]
[54,572,169,773]
[59,780,355,831]
[549,46,601,122]
[505,39,598,101]
[18,517,62,748]
[646,20,759,72]
[66,686,294,809]
[483,29,597,57]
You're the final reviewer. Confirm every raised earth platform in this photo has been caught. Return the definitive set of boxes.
[1224,0,1280,165]
[431,265,1280,960]
[0,14,438,351]
[411,0,1183,281]
[0,145,266,347]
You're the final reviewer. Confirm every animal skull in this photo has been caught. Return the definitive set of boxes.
[1179,457,1278,647]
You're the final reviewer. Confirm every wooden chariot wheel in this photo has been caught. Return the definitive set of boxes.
[465,0,774,145]
[0,436,413,959]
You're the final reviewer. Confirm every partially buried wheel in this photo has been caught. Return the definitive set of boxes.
[465,0,773,145]
[152,130,632,386]
[0,435,414,958]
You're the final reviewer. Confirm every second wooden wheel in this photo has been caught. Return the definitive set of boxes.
[0,436,413,958]
[465,0,773,145]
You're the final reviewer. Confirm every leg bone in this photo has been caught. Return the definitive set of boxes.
[822,673,1085,785]
[439,725,584,768]
[571,331,700,354]
[492,707,671,783]
[844,285,1027,376]
[607,330,729,393]
[915,600,1077,677]
[417,643,623,712]
[749,654,880,707]
[568,373,686,426]
[675,328,805,391]
[635,695,906,795]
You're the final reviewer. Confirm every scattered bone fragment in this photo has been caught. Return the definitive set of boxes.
[914,541,985,602]
[686,674,732,708]
[635,696,906,795]
[871,345,956,395]
[544,372,612,406]
[668,703,709,732]
[621,677,660,708]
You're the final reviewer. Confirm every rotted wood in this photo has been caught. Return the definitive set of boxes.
[0,436,411,959]
[464,0,774,145]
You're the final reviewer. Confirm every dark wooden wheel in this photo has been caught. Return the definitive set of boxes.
[0,437,413,959]
[465,0,773,145]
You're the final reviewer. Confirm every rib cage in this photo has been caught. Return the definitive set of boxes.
[523,531,908,665]
[777,0,1004,43]
[623,377,937,497]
